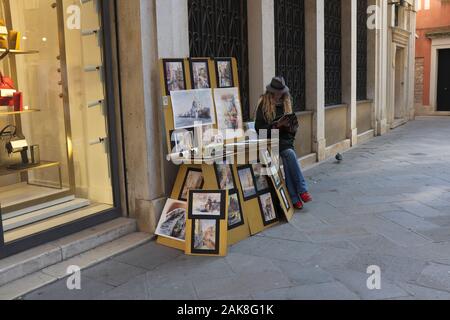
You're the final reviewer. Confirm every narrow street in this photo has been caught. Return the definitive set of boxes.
[24,117,450,300]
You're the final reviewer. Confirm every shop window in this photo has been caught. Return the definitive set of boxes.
[188,0,250,121]
[275,0,306,112]
[324,0,342,106]
[357,0,368,101]
[0,0,115,244]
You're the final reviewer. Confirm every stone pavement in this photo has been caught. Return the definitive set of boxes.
[23,117,450,300]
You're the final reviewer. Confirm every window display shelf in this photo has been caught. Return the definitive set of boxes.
[0,49,39,61]
[0,109,40,116]
[0,161,60,177]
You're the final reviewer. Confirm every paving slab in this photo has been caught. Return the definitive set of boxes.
[380,211,440,231]
[396,201,445,218]
[325,268,409,300]
[270,260,335,286]
[83,260,147,287]
[193,271,292,299]
[113,241,182,271]
[345,253,428,283]
[415,263,450,292]
[252,282,360,300]
[397,282,450,300]
[24,277,114,300]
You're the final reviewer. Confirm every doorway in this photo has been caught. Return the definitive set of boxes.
[394,47,405,119]
[437,48,450,111]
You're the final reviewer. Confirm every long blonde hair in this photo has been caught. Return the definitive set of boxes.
[255,92,293,123]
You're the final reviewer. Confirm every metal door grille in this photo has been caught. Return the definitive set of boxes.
[275,0,306,111]
[188,0,250,120]
[325,0,342,106]
[357,0,368,101]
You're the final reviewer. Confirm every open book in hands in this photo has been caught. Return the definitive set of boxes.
[273,113,299,134]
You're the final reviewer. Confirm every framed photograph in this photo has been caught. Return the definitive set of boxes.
[191,219,220,255]
[190,59,211,89]
[228,192,244,230]
[179,168,204,201]
[270,165,282,189]
[155,199,187,242]
[214,164,236,191]
[260,149,273,167]
[258,192,278,226]
[171,89,216,129]
[214,87,244,138]
[188,190,226,220]
[280,188,291,211]
[169,128,195,154]
[215,58,234,88]
[237,165,257,201]
[252,163,270,192]
[201,125,224,145]
[163,59,186,95]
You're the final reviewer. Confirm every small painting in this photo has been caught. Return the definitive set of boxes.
[214,164,235,191]
[214,87,244,139]
[270,165,282,189]
[237,166,257,201]
[163,59,186,95]
[179,168,204,201]
[171,89,216,129]
[228,192,244,230]
[259,192,278,226]
[192,219,219,254]
[215,58,234,88]
[252,163,270,192]
[280,188,291,211]
[190,59,211,89]
[170,128,194,154]
[155,199,187,242]
[189,190,226,219]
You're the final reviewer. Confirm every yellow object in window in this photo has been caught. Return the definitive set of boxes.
[8,31,20,50]
[0,19,8,49]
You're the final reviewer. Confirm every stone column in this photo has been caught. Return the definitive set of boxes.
[116,0,165,229]
[341,0,358,146]
[116,0,190,233]
[248,0,276,118]
[406,5,417,120]
[367,0,377,131]
[305,0,326,161]
[375,0,389,135]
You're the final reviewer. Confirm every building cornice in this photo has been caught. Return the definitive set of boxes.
[426,28,450,39]
[391,27,411,46]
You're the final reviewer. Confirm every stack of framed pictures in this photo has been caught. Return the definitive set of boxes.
[156,166,205,251]
[156,57,296,256]
[185,190,228,256]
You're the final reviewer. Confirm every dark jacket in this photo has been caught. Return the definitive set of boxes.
[255,103,295,152]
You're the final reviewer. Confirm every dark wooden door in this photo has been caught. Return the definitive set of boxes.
[437,48,450,111]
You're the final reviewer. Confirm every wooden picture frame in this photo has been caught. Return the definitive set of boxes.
[258,192,279,226]
[237,165,258,201]
[162,58,187,96]
[190,58,211,89]
[190,219,221,255]
[188,189,227,220]
[280,187,291,211]
[214,163,237,191]
[215,58,234,88]
[179,168,204,201]
[227,191,245,231]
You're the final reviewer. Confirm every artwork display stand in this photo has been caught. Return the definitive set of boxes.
[156,57,295,256]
